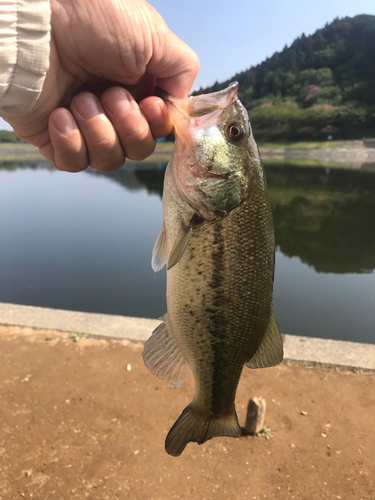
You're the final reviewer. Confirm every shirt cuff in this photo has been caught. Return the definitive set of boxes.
[0,0,51,117]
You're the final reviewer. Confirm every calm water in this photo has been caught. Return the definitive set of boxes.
[0,159,374,344]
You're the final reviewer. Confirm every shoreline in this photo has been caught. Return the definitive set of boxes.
[1,140,375,168]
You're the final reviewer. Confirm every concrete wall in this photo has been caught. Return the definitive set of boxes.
[0,302,374,373]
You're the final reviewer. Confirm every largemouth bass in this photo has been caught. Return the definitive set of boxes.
[142,82,283,457]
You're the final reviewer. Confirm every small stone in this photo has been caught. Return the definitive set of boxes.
[134,450,139,455]
[244,397,266,435]
[321,432,327,438]
[291,444,296,448]
[126,364,132,371]
[300,411,308,416]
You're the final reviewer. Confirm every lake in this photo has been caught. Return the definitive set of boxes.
[0,159,374,344]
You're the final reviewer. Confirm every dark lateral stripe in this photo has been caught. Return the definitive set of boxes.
[207,222,230,415]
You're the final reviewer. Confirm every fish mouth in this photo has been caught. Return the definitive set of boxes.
[187,158,229,180]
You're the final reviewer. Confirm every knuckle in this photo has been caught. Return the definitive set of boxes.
[89,152,125,172]
[152,127,170,140]
[127,142,155,161]
[89,136,117,153]
[121,125,149,145]
[55,160,86,173]
[54,149,88,172]
[120,125,155,160]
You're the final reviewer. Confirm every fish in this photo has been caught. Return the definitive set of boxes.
[142,82,283,457]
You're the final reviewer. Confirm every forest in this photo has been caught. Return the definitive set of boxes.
[195,15,375,141]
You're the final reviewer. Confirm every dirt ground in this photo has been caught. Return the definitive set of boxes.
[0,325,374,500]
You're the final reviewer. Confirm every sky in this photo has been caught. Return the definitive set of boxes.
[1,0,375,131]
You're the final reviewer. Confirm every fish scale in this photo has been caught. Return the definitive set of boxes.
[143,82,283,457]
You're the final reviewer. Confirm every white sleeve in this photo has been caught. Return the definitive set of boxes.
[0,0,51,117]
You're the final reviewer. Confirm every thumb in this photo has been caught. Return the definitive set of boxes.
[147,26,200,99]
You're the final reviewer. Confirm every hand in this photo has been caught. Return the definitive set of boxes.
[6,0,199,172]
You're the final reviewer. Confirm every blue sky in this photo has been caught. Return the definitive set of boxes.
[1,0,375,131]
[153,0,375,89]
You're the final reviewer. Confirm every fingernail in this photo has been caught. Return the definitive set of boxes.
[104,89,136,115]
[53,109,77,134]
[75,94,100,118]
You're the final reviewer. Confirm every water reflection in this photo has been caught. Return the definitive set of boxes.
[94,160,375,275]
[265,163,375,274]
[88,165,165,198]
[0,159,374,343]
[2,159,375,276]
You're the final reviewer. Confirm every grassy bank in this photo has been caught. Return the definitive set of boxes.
[0,139,372,164]
[258,140,354,150]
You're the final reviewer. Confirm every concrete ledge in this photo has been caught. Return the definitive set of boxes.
[1,302,374,373]
[282,335,375,373]
[0,302,158,343]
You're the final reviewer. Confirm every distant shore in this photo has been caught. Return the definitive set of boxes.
[1,139,375,168]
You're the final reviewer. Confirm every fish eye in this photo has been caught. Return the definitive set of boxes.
[226,122,244,143]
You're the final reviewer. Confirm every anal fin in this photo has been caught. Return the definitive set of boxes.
[142,314,190,386]
[246,310,283,369]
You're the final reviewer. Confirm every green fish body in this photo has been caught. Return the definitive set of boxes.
[143,82,283,457]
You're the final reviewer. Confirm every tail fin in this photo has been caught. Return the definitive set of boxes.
[165,403,241,457]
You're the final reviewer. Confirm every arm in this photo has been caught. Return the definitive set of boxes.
[0,0,51,116]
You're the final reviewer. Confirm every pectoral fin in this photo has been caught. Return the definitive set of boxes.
[167,216,200,270]
[246,310,283,369]
[167,224,192,270]
[142,314,191,386]
[152,223,168,272]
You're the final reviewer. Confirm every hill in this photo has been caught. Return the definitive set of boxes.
[194,15,375,141]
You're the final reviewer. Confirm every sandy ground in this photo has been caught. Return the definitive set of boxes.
[0,325,374,500]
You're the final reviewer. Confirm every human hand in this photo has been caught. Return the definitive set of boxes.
[5,0,199,172]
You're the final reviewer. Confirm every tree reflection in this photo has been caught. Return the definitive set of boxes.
[266,163,375,273]
[2,159,375,274]
[90,161,375,274]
